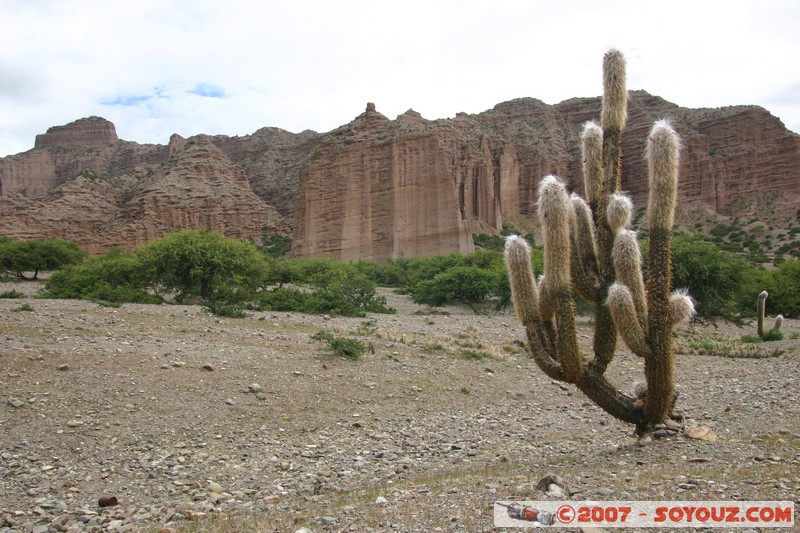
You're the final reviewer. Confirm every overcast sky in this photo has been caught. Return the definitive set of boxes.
[1,0,798,157]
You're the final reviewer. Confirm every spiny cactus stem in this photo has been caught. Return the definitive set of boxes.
[570,195,600,302]
[555,292,583,383]
[524,325,564,382]
[644,226,676,423]
[577,368,644,427]
[591,308,618,373]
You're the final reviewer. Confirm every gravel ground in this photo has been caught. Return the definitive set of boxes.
[1,282,798,532]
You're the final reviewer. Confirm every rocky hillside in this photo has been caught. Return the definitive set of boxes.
[1,92,798,259]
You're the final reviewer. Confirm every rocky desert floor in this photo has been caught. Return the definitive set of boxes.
[1,281,798,533]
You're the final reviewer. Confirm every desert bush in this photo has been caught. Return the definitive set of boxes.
[43,249,160,304]
[311,330,367,360]
[257,262,394,317]
[0,238,85,280]
[412,265,498,312]
[0,290,25,299]
[136,229,268,308]
[668,233,759,321]
[759,260,800,318]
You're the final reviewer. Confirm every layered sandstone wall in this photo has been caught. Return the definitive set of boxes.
[292,106,473,262]
[1,91,798,258]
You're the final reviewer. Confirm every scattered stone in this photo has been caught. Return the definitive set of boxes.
[375,495,388,505]
[685,426,718,442]
[248,383,263,394]
[98,495,119,507]
[57,363,70,371]
[320,515,338,525]
[224,398,235,405]
[201,364,215,371]
[7,397,24,408]
[536,474,567,495]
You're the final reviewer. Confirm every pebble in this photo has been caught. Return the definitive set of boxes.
[248,383,263,394]
[7,397,24,408]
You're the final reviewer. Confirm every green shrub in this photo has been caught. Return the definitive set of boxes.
[43,249,159,304]
[668,233,759,321]
[412,265,497,312]
[760,260,800,318]
[256,263,394,317]
[0,290,25,299]
[311,330,367,360]
[0,238,85,280]
[136,229,268,308]
[256,287,311,312]
[761,329,784,341]
[12,303,34,312]
[459,348,488,360]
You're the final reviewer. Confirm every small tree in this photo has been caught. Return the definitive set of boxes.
[504,50,695,433]
[136,229,268,308]
[0,238,85,280]
[412,266,497,312]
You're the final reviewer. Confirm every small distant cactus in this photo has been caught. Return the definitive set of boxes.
[756,290,784,340]
[757,291,768,337]
[505,50,694,433]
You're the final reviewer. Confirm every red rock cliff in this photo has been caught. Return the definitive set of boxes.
[292,105,473,262]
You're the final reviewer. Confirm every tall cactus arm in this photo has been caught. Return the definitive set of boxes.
[607,283,652,358]
[570,194,601,302]
[643,120,681,425]
[537,176,572,322]
[612,229,648,328]
[504,235,561,380]
[582,121,605,205]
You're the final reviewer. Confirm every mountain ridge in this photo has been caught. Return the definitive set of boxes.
[1,91,798,260]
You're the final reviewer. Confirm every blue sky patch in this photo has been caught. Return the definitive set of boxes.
[101,94,153,106]
[189,84,226,98]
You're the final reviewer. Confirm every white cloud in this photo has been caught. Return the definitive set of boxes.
[1,0,798,157]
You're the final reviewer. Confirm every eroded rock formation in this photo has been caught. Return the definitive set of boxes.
[291,105,474,262]
[1,91,798,259]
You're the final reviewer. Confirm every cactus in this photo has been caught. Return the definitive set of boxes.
[756,291,783,339]
[757,290,768,337]
[505,49,694,432]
